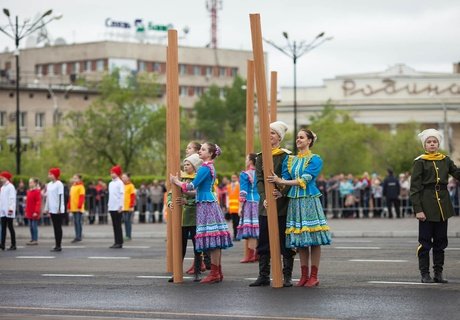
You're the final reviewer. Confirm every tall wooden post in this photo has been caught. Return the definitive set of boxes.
[165,46,173,274]
[246,60,255,155]
[166,30,183,283]
[270,71,277,122]
[244,60,255,258]
[249,14,283,288]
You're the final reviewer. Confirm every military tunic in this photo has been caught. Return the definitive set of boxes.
[410,155,460,222]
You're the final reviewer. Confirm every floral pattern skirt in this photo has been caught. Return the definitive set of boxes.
[236,200,259,240]
[286,196,332,248]
[195,201,233,252]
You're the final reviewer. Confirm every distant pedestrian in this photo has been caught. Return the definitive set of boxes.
[0,171,17,251]
[69,174,85,243]
[226,173,240,241]
[108,165,124,249]
[150,180,164,223]
[410,129,460,283]
[25,178,41,245]
[383,169,401,218]
[122,173,136,241]
[371,178,383,218]
[45,168,65,252]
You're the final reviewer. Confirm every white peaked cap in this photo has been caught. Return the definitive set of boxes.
[270,121,289,141]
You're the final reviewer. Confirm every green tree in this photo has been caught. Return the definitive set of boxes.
[194,85,227,142]
[65,70,161,174]
[225,75,246,131]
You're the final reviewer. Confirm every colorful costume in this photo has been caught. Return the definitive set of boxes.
[237,168,260,240]
[282,151,332,248]
[182,161,233,252]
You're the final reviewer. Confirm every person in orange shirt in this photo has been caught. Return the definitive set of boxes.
[68,174,85,243]
[122,173,136,241]
[227,174,240,241]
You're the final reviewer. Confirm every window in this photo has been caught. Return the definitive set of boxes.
[153,62,161,73]
[73,62,80,74]
[231,67,238,77]
[179,64,187,75]
[61,63,67,75]
[85,61,92,72]
[194,66,201,76]
[96,59,104,71]
[179,86,188,97]
[139,61,146,72]
[219,87,225,99]
[35,112,45,129]
[206,67,213,77]
[195,87,203,97]
[0,111,6,127]
[19,112,27,129]
[48,64,54,76]
[36,65,43,76]
[219,67,226,77]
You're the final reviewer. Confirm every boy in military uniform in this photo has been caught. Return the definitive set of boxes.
[410,128,460,283]
[250,121,295,287]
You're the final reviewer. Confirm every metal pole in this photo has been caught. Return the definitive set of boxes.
[443,102,450,154]
[15,15,21,175]
[293,41,297,154]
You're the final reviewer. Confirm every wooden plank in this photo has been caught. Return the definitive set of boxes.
[270,71,277,122]
[166,30,183,283]
[249,13,283,288]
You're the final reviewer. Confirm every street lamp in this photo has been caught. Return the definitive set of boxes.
[264,32,332,152]
[430,92,451,154]
[0,8,62,174]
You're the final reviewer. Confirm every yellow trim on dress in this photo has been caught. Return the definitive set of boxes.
[432,161,446,221]
[297,178,307,189]
[286,225,330,234]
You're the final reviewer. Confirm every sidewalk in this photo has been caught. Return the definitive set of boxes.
[10,216,460,239]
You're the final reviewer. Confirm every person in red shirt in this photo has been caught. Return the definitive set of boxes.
[25,178,41,245]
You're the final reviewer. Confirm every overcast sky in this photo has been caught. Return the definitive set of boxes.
[1,0,459,87]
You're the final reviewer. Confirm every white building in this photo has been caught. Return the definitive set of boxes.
[279,63,460,160]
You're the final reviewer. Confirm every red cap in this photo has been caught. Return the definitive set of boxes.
[111,165,122,177]
[49,167,61,179]
[0,171,12,182]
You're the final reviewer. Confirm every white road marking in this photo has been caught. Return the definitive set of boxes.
[334,246,381,250]
[42,274,94,277]
[368,281,439,286]
[184,257,194,260]
[87,257,131,260]
[136,275,193,279]
[446,248,460,251]
[122,246,150,249]
[350,259,408,263]
[244,277,300,281]
[334,240,373,243]
[16,256,56,259]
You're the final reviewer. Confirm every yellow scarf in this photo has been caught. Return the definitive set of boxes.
[420,152,446,161]
[272,147,285,156]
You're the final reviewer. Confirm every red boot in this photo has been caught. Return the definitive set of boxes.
[248,249,257,263]
[219,265,224,281]
[240,249,254,263]
[306,266,319,287]
[200,264,221,284]
[296,265,309,287]
[185,261,195,275]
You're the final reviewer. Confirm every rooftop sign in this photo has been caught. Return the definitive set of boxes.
[105,18,173,33]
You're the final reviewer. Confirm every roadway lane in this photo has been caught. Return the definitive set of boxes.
[1,237,459,320]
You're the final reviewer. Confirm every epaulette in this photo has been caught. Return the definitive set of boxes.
[281,148,292,155]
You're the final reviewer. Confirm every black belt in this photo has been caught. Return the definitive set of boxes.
[424,184,447,191]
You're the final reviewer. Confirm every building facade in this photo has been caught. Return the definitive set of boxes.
[0,41,255,146]
[278,64,460,161]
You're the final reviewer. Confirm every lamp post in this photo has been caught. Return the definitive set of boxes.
[264,32,332,152]
[0,8,62,174]
[430,92,451,154]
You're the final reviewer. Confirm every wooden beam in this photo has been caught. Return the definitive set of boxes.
[270,71,277,122]
[244,59,255,258]
[166,29,183,283]
[165,45,173,274]
[249,13,283,288]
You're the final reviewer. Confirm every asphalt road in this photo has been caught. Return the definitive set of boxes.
[0,236,459,320]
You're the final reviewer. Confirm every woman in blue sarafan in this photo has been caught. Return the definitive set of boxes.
[170,142,233,284]
[268,129,331,288]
